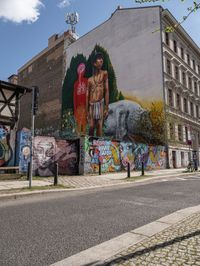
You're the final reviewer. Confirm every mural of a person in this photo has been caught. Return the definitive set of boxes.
[86,53,109,137]
[33,139,55,177]
[74,63,87,135]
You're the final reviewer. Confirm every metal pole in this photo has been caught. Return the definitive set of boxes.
[127,162,130,178]
[99,161,101,175]
[54,163,58,186]
[27,162,30,181]
[29,89,35,189]
[141,162,144,176]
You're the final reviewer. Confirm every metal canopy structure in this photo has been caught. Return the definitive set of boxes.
[0,80,32,128]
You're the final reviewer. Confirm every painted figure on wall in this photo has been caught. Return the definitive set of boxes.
[86,53,109,137]
[33,137,55,176]
[0,125,12,167]
[74,63,87,135]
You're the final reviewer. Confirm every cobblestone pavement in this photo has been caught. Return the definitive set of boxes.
[49,175,125,188]
[105,213,200,266]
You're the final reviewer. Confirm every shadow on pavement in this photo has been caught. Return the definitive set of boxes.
[102,229,200,265]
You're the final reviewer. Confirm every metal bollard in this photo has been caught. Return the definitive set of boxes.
[99,161,101,175]
[141,162,144,176]
[127,162,130,178]
[54,163,58,186]
[27,162,30,181]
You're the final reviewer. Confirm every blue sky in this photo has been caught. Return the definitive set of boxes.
[0,0,199,81]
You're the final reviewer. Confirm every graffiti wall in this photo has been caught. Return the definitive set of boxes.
[62,7,165,145]
[55,139,79,175]
[84,137,166,174]
[16,129,31,173]
[0,125,15,167]
[32,136,79,177]
[85,138,121,173]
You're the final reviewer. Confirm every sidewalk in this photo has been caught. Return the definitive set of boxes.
[0,168,198,199]
[51,205,200,266]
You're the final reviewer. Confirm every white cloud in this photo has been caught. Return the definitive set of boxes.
[0,0,43,23]
[58,0,71,8]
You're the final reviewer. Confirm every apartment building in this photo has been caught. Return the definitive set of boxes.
[162,9,200,168]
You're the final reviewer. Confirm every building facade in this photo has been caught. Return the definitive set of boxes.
[162,9,200,168]
[17,31,76,135]
[16,6,200,169]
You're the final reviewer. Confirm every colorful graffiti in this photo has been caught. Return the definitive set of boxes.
[16,130,31,173]
[0,125,15,167]
[33,136,56,177]
[32,136,80,177]
[85,138,121,173]
[55,139,79,175]
[83,137,166,173]
[120,142,134,170]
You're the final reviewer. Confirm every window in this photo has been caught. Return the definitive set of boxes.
[190,102,194,116]
[185,126,188,141]
[188,76,192,90]
[167,59,171,75]
[168,89,173,107]
[181,47,184,60]
[165,32,169,45]
[187,54,190,66]
[193,59,196,71]
[196,105,199,118]
[194,81,198,95]
[198,133,200,145]
[173,40,177,53]
[198,65,200,75]
[169,123,174,139]
[182,71,186,86]
[178,124,182,141]
[176,93,181,110]
[184,98,188,113]
[175,66,179,80]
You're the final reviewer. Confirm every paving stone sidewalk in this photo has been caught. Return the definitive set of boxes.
[104,212,200,266]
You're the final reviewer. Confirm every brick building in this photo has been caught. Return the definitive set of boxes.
[17,30,76,134]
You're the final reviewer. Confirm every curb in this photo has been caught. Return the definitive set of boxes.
[50,205,200,266]
[0,171,199,201]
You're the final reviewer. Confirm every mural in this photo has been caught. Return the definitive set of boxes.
[16,129,31,173]
[84,137,166,174]
[55,139,79,175]
[85,138,121,173]
[62,44,165,144]
[33,136,56,177]
[32,136,80,177]
[0,125,15,167]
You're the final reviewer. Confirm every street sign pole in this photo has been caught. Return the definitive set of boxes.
[29,86,39,189]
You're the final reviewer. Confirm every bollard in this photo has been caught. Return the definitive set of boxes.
[99,161,101,175]
[141,162,144,176]
[54,163,58,186]
[127,162,130,178]
[27,162,30,181]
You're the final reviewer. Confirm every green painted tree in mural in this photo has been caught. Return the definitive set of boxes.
[85,44,124,103]
[62,54,87,112]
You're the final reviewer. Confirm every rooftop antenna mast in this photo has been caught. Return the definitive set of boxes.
[65,12,79,34]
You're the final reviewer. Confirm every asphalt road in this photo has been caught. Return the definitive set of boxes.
[1,174,200,266]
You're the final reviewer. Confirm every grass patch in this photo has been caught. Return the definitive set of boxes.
[0,184,72,194]
[125,175,154,181]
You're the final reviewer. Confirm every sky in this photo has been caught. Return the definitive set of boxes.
[0,0,200,81]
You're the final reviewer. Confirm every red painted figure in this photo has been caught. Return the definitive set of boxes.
[73,63,88,135]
